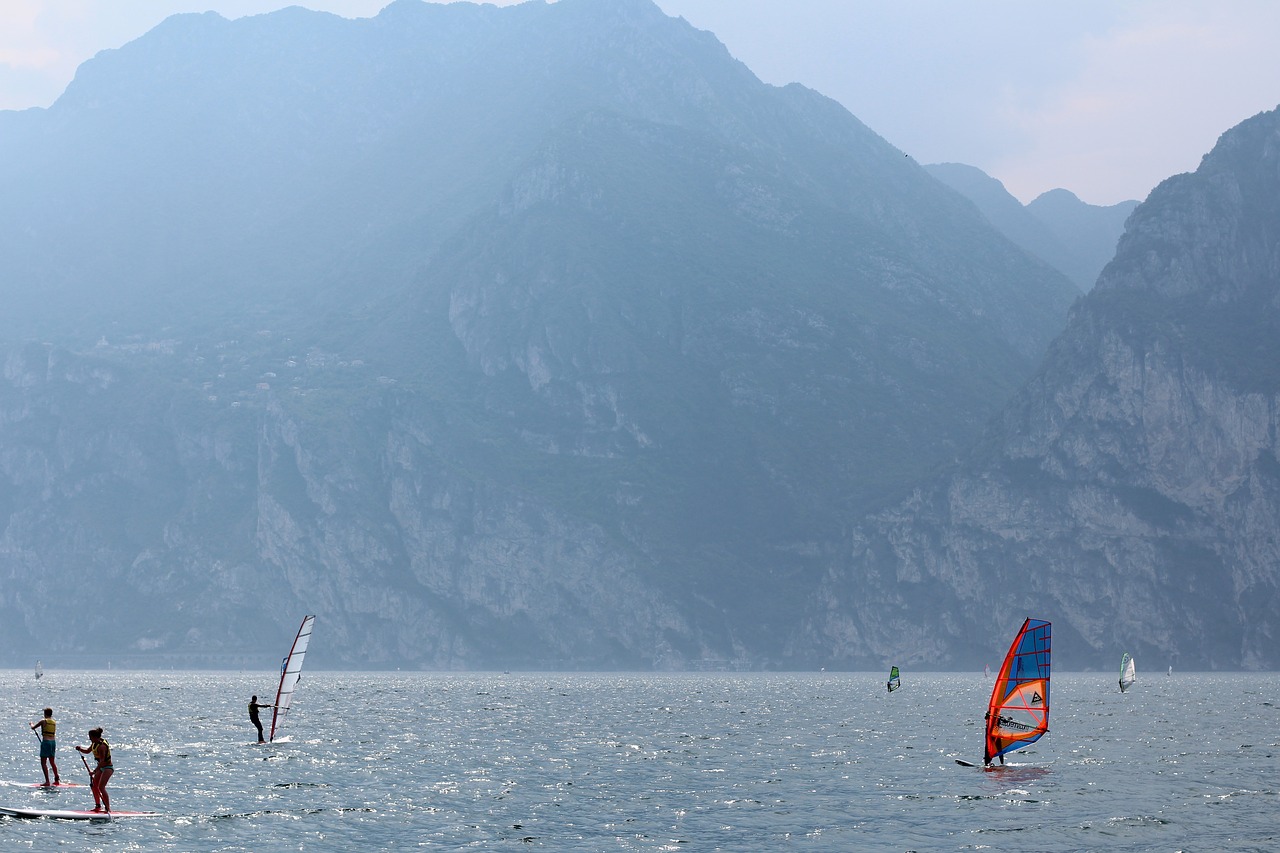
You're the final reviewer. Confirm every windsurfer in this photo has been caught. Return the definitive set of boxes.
[983,711,1006,766]
[29,707,61,786]
[75,727,112,812]
[249,695,273,743]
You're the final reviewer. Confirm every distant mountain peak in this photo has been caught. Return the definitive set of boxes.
[1029,187,1082,206]
[926,162,1135,291]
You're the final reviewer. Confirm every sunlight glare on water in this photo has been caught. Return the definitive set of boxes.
[0,670,1275,850]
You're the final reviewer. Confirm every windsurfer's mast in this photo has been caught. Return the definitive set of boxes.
[269,615,316,742]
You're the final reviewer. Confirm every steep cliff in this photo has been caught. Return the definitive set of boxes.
[798,107,1280,670]
[0,0,1079,668]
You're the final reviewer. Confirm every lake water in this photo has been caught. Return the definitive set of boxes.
[0,670,1275,851]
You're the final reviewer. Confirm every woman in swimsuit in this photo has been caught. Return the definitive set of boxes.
[75,727,113,812]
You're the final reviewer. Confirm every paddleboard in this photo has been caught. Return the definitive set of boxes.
[9,781,83,788]
[0,805,158,820]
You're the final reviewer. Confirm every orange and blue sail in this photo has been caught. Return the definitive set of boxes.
[983,618,1051,765]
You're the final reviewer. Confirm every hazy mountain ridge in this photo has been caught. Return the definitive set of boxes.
[926,162,1137,291]
[1027,188,1138,288]
[799,107,1280,670]
[6,0,1248,671]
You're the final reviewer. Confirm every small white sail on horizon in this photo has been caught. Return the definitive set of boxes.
[1119,652,1137,692]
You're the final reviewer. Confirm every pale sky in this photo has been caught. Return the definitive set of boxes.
[3,1,1279,205]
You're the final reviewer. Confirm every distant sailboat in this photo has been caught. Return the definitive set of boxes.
[980,618,1051,767]
[983,663,991,679]
[886,665,901,693]
[1119,652,1136,692]
[1167,665,1172,677]
[34,660,42,680]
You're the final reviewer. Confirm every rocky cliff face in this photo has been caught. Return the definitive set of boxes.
[797,107,1280,670]
[0,0,1080,668]
[0,343,700,668]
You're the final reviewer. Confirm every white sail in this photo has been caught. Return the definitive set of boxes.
[270,615,316,742]
[1119,652,1136,692]
[34,660,42,680]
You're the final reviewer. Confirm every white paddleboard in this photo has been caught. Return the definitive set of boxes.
[2,781,84,789]
[0,805,158,820]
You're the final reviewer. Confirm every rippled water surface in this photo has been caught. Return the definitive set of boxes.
[0,670,1275,851]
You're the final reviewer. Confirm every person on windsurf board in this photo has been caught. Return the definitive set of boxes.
[982,712,1006,766]
[249,695,273,743]
[30,707,61,786]
[974,619,1051,768]
[75,728,112,812]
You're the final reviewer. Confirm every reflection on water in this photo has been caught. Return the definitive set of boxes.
[979,763,1052,787]
[0,671,1274,851]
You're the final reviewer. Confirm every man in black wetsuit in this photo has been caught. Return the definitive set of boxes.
[249,695,273,743]
[983,712,1006,766]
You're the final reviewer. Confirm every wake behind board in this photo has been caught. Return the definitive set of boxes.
[0,805,157,820]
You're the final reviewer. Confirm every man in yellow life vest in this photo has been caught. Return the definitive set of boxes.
[29,707,61,786]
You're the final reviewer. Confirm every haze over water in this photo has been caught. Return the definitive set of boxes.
[0,670,1274,850]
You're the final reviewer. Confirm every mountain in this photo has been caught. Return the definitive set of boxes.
[926,162,1137,290]
[0,0,1082,669]
[1026,188,1139,287]
[925,163,1080,285]
[798,107,1280,671]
